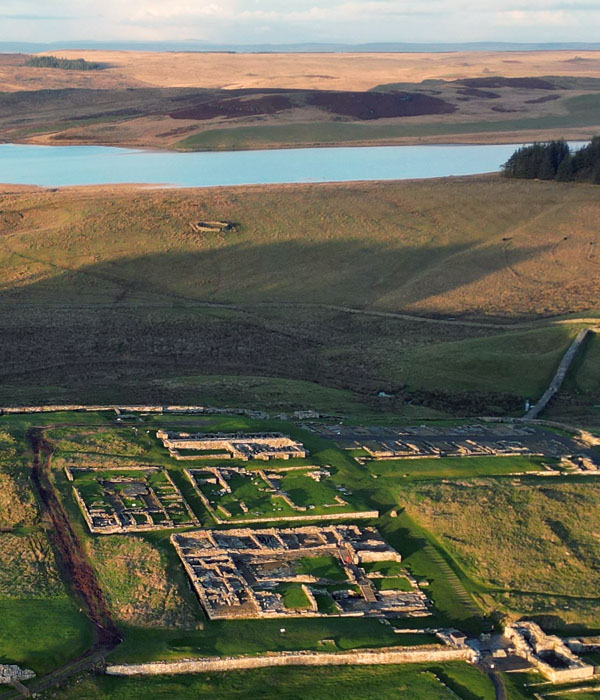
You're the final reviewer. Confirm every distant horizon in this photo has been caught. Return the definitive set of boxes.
[3,40,600,54]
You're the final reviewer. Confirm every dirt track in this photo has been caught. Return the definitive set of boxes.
[28,428,120,647]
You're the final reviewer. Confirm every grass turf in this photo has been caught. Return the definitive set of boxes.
[34,662,499,700]
[0,598,93,675]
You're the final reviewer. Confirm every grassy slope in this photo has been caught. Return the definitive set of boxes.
[3,178,600,316]
[0,178,599,416]
[396,478,600,629]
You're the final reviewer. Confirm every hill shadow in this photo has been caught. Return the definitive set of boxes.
[0,236,550,407]
[0,236,551,312]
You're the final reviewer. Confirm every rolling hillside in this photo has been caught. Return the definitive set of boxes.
[0,176,598,416]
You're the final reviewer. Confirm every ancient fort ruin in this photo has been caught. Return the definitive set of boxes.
[157,430,307,461]
[68,466,198,534]
[185,465,377,524]
[172,525,430,620]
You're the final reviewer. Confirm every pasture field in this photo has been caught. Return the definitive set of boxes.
[0,178,599,420]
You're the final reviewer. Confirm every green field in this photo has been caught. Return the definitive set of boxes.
[0,598,94,675]
[366,455,551,481]
[40,662,501,700]
[110,617,437,664]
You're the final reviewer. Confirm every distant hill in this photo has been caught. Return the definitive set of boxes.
[2,41,600,54]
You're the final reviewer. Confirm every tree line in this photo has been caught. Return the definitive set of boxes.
[25,56,104,71]
[501,137,600,184]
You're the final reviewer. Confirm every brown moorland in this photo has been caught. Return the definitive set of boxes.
[17,50,600,92]
[2,51,600,150]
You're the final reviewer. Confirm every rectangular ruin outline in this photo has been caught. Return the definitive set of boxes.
[157,429,308,462]
[312,423,592,464]
[184,466,378,525]
[67,465,199,534]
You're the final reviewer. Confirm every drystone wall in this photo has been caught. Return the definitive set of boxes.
[0,665,35,684]
[0,404,269,419]
[106,645,475,676]
[525,329,592,419]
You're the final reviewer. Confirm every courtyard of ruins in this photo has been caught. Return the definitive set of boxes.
[185,464,376,524]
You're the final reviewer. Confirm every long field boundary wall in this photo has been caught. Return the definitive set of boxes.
[106,645,475,676]
[0,405,269,419]
[525,328,593,420]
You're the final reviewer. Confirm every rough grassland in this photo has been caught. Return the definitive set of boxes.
[397,479,600,626]
[0,465,37,529]
[0,532,64,598]
[0,177,598,416]
[85,536,201,629]
[2,178,599,318]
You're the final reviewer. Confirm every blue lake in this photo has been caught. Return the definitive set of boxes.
[0,142,587,188]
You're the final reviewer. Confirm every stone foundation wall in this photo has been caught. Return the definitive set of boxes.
[106,645,475,676]
[0,665,35,684]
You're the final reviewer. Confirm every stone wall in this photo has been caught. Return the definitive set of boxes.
[0,404,269,419]
[0,664,35,684]
[106,645,475,676]
[525,328,592,419]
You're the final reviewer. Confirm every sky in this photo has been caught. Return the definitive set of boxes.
[0,0,598,45]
